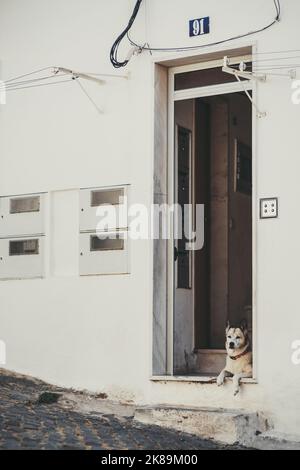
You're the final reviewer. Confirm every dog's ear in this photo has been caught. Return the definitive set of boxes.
[226,320,231,334]
[240,318,248,333]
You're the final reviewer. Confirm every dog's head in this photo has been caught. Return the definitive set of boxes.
[225,319,249,352]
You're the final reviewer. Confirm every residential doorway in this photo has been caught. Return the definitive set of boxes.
[172,69,253,375]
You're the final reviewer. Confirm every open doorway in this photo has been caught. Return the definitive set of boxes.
[173,90,252,376]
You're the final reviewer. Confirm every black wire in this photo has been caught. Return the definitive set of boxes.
[275,0,281,18]
[110,0,143,68]
[126,0,281,54]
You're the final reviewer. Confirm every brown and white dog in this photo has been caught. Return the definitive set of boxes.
[217,320,252,396]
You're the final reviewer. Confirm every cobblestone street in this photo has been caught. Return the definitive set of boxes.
[0,370,245,450]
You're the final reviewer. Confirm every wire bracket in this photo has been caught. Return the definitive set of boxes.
[125,46,143,62]
[53,67,106,85]
[222,57,267,118]
[222,57,267,82]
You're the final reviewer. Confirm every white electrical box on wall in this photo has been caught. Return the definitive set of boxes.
[260,197,278,219]
[0,192,46,280]
[0,193,46,237]
[79,231,129,276]
[79,185,130,276]
[79,186,128,232]
[0,236,45,280]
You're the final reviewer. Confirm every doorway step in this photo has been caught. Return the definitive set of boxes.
[134,405,268,446]
[252,431,300,450]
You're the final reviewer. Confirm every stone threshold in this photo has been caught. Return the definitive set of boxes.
[151,375,257,384]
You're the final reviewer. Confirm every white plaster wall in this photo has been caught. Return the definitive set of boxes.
[0,0,300,437]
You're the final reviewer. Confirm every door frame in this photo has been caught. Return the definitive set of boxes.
[167,53,257,378]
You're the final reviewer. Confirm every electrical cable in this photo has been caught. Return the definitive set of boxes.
[233,62,300,70]
[254,65,300,69]
[110,0,143,68]
[252,56,300,63]
[230,66,297,77]
[126,0,281,54]
[109,0,281,66]
[252,49,300,55]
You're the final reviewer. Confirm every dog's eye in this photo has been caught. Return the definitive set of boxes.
[227,336,231,339]
[236,336,241,340]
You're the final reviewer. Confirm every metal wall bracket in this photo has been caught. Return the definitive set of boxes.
[222,56,267,82]
[222,56,267,118]
[53,67,106,85]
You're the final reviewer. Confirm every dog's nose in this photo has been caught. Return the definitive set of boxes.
[229,342,235,349]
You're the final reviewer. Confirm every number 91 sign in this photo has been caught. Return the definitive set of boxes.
[189,17,210,37]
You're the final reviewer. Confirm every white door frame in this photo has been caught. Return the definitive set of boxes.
[167,54,257,378]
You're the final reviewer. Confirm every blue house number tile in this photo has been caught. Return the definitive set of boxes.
[189,17,210,37]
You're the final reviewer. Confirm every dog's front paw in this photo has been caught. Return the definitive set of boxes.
[217,375,224,387]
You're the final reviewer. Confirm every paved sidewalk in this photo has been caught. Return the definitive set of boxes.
[0,370,244,450]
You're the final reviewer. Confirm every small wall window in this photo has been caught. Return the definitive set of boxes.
[174,63,251,91]
[9,239,39,256]
[90,234,124,252]
[10,196,40,214]
[91,189,124,207]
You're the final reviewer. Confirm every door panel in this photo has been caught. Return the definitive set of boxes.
[174,100,194,374]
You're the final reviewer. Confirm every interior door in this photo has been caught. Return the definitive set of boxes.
[173,101,194,374]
